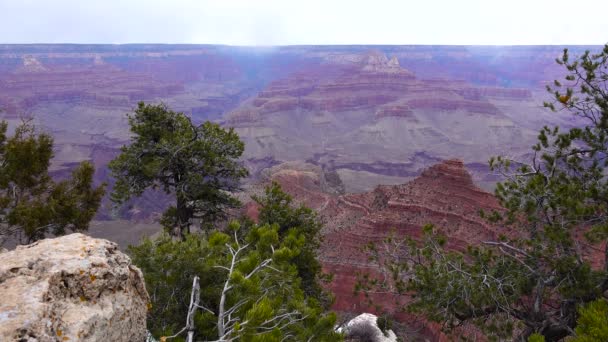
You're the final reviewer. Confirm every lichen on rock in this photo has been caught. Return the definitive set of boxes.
[0,233,149,342]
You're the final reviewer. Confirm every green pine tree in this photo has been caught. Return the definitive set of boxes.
[568,299,608,342]
[252,181,332,307]
[109,102,248,238]
[0,119,105,245]
[130,221,341,341]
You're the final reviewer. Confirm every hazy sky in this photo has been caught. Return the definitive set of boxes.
[1,0,607,45]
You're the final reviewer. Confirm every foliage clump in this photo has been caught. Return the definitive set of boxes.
[253,181,332,306]
[110,102,248,238]
[131,183,340,341]
[0,119,105,245]
[569,299,608,342]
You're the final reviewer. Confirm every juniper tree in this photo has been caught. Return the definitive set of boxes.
[0,119,105,245]
[358,45,608,341]
[109,102,248,238]
[130,221,341,341]
[252,182,331,306]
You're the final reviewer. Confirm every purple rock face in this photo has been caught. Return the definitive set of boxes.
[0,44,595,221]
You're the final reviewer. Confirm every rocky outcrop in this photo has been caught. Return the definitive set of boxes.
[243,160,503,340]
[0,233,149,342]
[319,161,504,308]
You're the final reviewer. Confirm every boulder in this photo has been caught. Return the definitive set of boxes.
[0,233,149,342]
[340,313,397,342]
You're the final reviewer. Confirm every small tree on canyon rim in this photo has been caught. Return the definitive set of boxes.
[129,221,341,341]
[252,181,330,306]
[109,102,248,238]
[130,182,338,341]
[357,44,608,341]
[0,119,105,245]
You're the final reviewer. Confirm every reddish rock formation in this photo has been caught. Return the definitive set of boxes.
[318,160,503,308]
[230,50,516,120]
[231,50,423,117]
[247,160,503,340]
[0,62,183,115]
[257,159,607,340]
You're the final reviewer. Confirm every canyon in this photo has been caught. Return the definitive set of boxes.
[250,158,605,340]
[0,44,592,203]
[0,44,593,250]
[0,44,601,339]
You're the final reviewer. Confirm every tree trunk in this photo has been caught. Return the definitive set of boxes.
[186,276,200,342]
[602,239,608,293]
[605,238,608,274]
[175,196,191,239]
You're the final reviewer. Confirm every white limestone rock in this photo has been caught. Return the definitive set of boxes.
[0,233,149,341]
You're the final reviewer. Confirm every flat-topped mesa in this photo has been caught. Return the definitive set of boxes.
[18,55,48,72]
[359,50,416,79]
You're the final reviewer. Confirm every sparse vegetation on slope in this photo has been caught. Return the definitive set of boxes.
[359,44,608,341]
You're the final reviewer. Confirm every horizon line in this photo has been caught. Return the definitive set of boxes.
[0,43,604,47]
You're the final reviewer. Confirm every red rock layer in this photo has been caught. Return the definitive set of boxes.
[226,50,530,127]
[246,160,503,340]
[261,160,608,340]
[374,104,415,120]
[320,160,503,266]
[0,63,183,115]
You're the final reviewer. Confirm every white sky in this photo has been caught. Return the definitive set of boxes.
[0,0,606,45]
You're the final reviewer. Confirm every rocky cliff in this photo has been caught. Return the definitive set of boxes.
[318,160,503,316]
[224,47,579,197]
[247,159,503,339]
[0,234,149,342]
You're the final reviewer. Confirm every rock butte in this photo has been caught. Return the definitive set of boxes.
[242,159,502,339]
[248,159,604,340]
